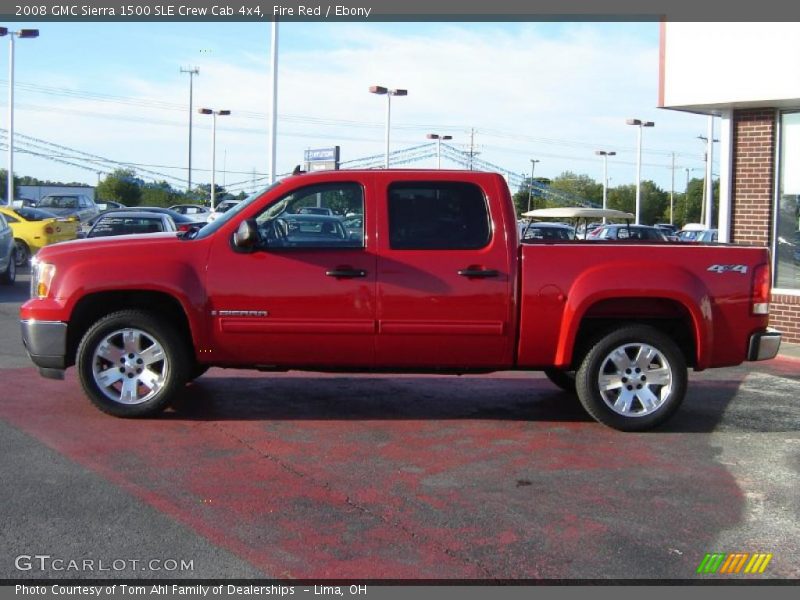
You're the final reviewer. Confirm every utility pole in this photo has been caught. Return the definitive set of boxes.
[468,128,475,170]
[527,159,540,212]
[670,152,675,225]
[180,67,199,194]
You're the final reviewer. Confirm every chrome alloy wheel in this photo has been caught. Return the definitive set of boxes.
[91,328,168,405]
[596,342,673,418]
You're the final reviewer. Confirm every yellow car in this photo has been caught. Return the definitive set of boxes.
[0,206,80,266]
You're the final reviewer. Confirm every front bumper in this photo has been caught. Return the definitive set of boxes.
[747,328,782,361]
[20,319,68,379]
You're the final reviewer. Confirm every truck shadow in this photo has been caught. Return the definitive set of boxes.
[167,370,800,434]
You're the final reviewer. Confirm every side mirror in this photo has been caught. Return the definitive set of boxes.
[233,219,258,250]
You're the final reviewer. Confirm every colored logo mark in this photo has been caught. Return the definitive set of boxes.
[696,552,773,574]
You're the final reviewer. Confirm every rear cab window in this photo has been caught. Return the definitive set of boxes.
[387,181,491,250]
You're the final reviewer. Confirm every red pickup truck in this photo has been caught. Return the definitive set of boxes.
[20,170,781,431]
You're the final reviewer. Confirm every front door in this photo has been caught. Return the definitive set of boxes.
[205,180,376,367]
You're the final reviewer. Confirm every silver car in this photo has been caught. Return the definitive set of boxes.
[0,212,17,285]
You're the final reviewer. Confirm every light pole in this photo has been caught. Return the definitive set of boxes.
[0,28,39,206]
[698,124,719,228]
[626,118,654,224]
[180,66,199,194]
[595,150,616,220]
[527,159,540,212]
[197,108,230,210]
[268,21,278,184]
[369,86,407,168]
[426,133,452,169]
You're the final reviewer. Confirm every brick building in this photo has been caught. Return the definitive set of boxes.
[660,23,800,342]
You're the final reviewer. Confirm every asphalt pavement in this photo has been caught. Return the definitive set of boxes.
[1,267,798,581]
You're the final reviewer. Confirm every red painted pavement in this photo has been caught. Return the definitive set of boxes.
[0,366,760,579]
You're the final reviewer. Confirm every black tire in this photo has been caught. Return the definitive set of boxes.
[0,248,16,285]
[76,310,190,417]
[14,240,29,267]
[575,325,687,431]
[543,368,576,393]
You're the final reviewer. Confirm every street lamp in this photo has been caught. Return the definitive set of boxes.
[626,118,654,224]
[595,150,616,222]
[197,108,230,210]
[527,159,540,212]
[0,28,39,206]
[426,133,452,169]
[369,86,407,168]
[180,66,199,193]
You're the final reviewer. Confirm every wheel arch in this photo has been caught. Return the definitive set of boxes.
[66,290,196,368]
[557,296,701,370]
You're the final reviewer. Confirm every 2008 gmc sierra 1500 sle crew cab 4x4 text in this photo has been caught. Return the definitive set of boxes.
[20,170,781,431]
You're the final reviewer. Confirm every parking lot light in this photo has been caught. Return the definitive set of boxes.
[197,108,230,210]
[370,86,407,168]
[626,119,654,224]
[595,150,616,221]
[1,28,40,206]
[426,133,453,169]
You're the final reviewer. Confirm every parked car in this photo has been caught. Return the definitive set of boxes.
[587,224,669,241]
[169,204,210,217]
[262,214,357,247]
[519,222,575,241]
[677,223,718,243]
[95,200,126,211]
[0,206,80,266]
[0,212,16,284]
[296,206,335,216]
[207,199,241,223]
[36,194,99,222]
[83,212,177,238]
[21,170,781,432]
[654,223,679,234]
[83,207,202,234]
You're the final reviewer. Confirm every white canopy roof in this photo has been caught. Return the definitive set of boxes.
[522,207,634,220]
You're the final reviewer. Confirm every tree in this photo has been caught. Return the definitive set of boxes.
[96,169,143,207]
[606,180,668,225]
[140,181,182,207]
[0,170,20,202]
[549,171,603,206]
[512,177,551,216]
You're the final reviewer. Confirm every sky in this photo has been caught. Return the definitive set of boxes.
[0,20,713,196]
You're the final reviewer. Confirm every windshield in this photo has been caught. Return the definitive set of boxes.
[193,183,281,240]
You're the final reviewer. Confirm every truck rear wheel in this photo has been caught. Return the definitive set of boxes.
[76,310,190,417]
[575,325,687,431]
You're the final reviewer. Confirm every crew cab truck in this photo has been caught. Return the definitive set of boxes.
[20,170,782,431]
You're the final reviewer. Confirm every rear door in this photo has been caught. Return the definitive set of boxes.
[374,175,514,369]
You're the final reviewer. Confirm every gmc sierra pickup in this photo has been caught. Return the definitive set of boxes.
[20,170,781,430]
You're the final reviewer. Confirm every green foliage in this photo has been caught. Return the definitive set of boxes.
[96,169,143,207]
[0,170,19,202]
[140,181,182,207]
[549,171,603,206]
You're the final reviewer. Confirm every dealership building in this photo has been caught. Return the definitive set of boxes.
[660,22,800,342]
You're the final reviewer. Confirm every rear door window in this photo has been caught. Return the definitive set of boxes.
[387,182,490,250]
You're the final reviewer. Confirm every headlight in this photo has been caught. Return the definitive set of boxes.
[30,259,56,299]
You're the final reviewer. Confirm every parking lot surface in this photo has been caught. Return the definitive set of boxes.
[2,270,799,580]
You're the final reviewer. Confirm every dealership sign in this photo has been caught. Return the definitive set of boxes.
[304,146,340,171]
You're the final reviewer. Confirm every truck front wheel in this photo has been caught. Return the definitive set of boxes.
[76,310,190,417]
[575,325,687,431]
